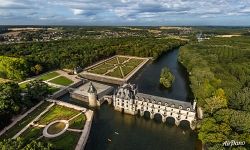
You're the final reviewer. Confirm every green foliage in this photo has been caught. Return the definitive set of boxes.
[0,56,29,80]
[159,67,175,88]
[204,88,227,114]
[230,87,250,112]
[24,80,51,102]
[0,101,51,139]
[179,36,250,148]
[0,37,185,81]
[0,138,52,150]
[0,82,22,128]
[0,82,21,113]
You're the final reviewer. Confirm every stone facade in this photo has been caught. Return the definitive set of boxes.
[113,84,197,130]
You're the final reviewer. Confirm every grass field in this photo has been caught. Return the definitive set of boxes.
[86,56,146,78]
[38,72,60,81]
[0,101,51,139]
[49,76,73,86]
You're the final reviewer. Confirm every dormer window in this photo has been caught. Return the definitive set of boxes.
[179,105,183,109]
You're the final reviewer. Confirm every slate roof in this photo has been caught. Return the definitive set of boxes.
[136,93,194,111]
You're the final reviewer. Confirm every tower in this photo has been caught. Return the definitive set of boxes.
[88,82,97,107]
[192,99,197,110]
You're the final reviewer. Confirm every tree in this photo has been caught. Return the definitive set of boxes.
[159,67,175,88]
[25,80,50,103]
[204,88,227,114]
[0,82,22,129]
[230,87,250,112]
[32,64,43,75]
[0,138,52,150]
[0,82,21,113]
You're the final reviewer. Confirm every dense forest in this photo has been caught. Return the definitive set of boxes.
[179,36,250,149]
[0,37,186,81]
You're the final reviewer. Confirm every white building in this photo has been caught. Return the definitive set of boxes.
[113,84,197,129]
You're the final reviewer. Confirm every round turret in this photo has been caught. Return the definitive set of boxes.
[88,82,97,107]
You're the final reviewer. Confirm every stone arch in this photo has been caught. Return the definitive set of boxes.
[179,119,191,130]
[153,113,163,122]
[165,116,176,126]
[143,110,152,119]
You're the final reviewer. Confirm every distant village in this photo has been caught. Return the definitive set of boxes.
[0,26,194,44]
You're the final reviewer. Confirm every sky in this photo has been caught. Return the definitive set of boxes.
[0,0,250,26]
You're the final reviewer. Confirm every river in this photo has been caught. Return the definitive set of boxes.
[83,48,197,150]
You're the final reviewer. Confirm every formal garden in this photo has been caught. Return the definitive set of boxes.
[87,55,146,79]
[0,101,87,149]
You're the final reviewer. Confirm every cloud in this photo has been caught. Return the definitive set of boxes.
[0,0,250,25]
[72,9,84,15]
[0,0,31,9]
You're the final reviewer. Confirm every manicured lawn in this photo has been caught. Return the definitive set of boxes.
[47,122,66,134]
[0,101,51,139]
[37,72,60,81]
[20,126,43,142]
[117,56,129,63]
[107,67,123,78]
[37,105,80,125]
[42,131,81,150]
[69,114,86,129]
[48,86,60,93]
[121,66,135,77]
[105,57,118,64]
[49,76,73,86]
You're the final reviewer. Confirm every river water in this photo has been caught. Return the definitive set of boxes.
[83,48,197,150]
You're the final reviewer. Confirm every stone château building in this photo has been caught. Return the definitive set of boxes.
[113,83,197,129]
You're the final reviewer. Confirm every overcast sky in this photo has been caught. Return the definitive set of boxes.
[1,0,250,26]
